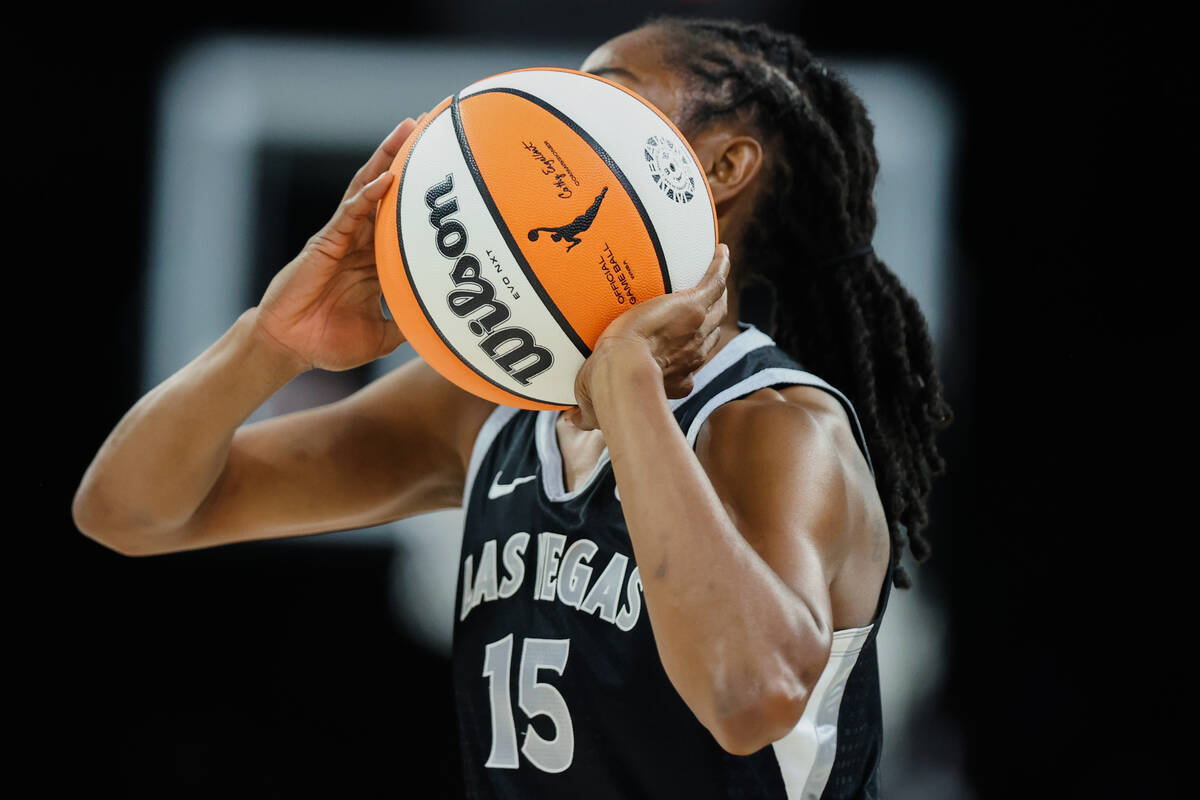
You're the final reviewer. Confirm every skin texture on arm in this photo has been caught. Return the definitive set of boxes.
[697,384,890,634]
[585,342,884,755]
[73,313,496,556]
[72,113,498,556]
[162,354,495,555]
[72,308,311,553]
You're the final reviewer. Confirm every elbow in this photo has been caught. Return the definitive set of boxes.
[709,681,812,756]
[708,635,832,756]
[72,482,168,557]
[83,532,162,558]
[71,481,112,547]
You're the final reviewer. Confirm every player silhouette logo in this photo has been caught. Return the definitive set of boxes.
[527,186,608,252]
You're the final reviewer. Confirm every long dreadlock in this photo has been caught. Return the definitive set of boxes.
[645,16,953,588]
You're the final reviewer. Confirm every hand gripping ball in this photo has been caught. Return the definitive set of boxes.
[374,67,718,410]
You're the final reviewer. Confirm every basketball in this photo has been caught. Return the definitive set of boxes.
[374,67,718,410]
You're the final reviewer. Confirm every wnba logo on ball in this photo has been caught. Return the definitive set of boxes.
[644,136,696,204]
[425,174,554,386]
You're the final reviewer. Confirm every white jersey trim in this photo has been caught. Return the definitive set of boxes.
[682,367,875,477]
[771,624,874,800]
[463,404,521,510]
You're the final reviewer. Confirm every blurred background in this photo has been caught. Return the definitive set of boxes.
[25,1,1185,797]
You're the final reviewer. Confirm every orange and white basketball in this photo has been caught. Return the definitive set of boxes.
[375,67,718,410]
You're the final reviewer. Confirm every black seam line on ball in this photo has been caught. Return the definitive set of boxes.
[451,94,592,359]
[396,105,559,406]
[464,85,673,294]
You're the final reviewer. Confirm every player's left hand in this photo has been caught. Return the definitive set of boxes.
[566,243,731,431]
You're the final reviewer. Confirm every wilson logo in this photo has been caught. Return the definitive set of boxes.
[424,174,553,386]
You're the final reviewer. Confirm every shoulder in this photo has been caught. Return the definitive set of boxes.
[693,383,883,581]
[694,383,867,481]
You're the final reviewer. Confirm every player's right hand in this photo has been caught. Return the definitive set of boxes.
[252,115,425,373]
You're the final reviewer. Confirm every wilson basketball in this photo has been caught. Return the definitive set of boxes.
[374,67,718,410]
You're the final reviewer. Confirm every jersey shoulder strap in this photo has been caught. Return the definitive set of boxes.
[672,324,874,477]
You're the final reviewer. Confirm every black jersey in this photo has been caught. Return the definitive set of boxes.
[453,321,894,799]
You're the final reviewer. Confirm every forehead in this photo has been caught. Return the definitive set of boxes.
[580,28,665,74]
[579,27,690,124]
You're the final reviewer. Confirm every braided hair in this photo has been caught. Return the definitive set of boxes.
[644,16,953,588]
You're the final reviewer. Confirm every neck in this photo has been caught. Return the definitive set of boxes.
[695,285,745,374]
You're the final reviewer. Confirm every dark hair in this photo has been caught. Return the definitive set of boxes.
[644,15,953,588]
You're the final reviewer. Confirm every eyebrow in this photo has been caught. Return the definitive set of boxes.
[586,66,639,81]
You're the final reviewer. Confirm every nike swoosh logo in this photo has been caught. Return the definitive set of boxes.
[488,470,537,499]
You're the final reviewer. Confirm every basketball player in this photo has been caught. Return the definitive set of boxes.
[73,17,951,798]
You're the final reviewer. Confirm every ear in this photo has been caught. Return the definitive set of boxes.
[691,130,765,210]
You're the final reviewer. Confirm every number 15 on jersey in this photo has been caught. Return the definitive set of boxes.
[482,634,575,773]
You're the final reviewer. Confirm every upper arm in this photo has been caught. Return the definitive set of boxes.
[164,356,497,554]
[694,385,885,633]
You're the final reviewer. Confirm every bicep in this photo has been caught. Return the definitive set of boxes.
[167,357,496,552]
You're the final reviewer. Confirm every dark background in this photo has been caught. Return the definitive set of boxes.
[22,1,1184,796]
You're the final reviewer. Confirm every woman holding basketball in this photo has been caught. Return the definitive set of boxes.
[74,17,950,799]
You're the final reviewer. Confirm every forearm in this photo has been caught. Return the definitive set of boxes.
[593,349,828,749]
[73,307,305,548]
